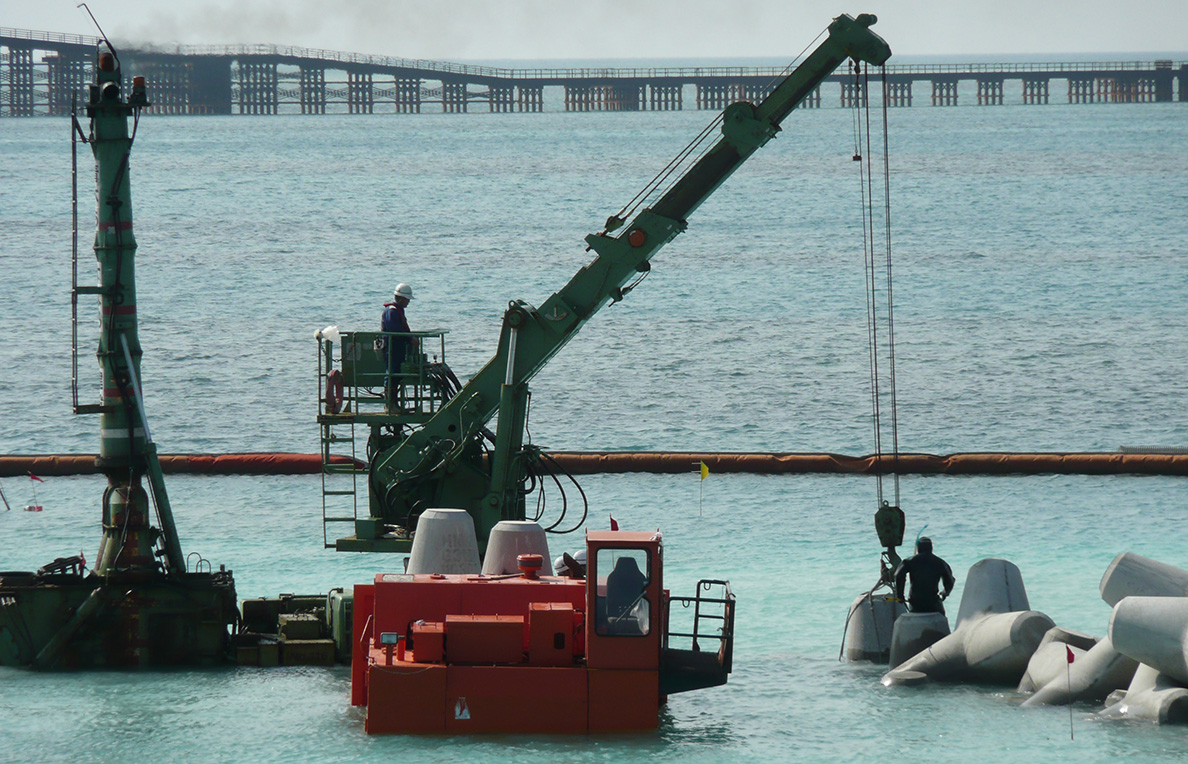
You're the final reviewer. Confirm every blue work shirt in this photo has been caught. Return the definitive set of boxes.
[381,302,410,372]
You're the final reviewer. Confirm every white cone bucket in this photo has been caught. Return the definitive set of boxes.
[406,508,480,575]
[481,520,551,576]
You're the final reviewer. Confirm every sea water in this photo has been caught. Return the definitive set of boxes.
[2,87,1188,763]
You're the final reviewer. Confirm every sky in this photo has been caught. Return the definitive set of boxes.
[3,0,1187,61]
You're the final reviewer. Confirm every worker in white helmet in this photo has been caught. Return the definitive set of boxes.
[552,548,587,579]
[381,284,414,409]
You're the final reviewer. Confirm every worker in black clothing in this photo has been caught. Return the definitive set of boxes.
[894,537,955,614]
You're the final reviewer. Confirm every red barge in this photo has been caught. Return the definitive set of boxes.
[352,531,734,733]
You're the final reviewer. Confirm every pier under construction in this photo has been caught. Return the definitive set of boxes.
[3,28,1186,117]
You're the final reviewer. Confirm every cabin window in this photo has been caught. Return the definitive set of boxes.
[594,548,651,636]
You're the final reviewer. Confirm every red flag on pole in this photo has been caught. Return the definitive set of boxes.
[609,515,619,531]
[1066,645,1075,664]
[29,474,44,483]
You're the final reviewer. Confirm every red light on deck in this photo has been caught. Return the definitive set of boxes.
[98,52,115,72]
[517,553,543,579]
[627,229,647,247]
[133,76,146,88]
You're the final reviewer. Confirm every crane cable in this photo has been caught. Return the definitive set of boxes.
[880,67,901,508]
[838,63,903,661]
[851,62,901,508]
[606,22,830,230]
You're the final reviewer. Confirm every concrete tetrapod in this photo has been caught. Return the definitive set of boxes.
[883,558,1052,687]
[888,611,950,668]
[1017,627,1098,694]
[883,610,1056,686]
[844,591,908,663]
[1109,595,1188,684]
[1099,552,1188,607]
[1093,555,1188,723]
[1019,635,1138,707]
[1100,663,1188,724]
[956,558,1031,628]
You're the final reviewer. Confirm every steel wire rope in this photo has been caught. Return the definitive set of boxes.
[852,61,884,506]
[756,26,829,102]
[611,115,723,226]
[880,69,901,506]
[612,24,829,227]
[70,106,89,412]
[859,64,902,507]
[862,65,885,502]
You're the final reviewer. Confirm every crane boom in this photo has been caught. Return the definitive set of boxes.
[347,14,890,553]
[652,13,891,222]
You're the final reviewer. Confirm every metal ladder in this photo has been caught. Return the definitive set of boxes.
[70,106,105,416]
[318,341,365,549]
[320,419,362,549]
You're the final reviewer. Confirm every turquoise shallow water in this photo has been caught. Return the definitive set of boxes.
[3,473,1188,763]
[2,84,1188,762]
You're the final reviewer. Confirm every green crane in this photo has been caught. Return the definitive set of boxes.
[323,14,891,553]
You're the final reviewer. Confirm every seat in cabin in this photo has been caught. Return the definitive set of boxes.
[603,555,649,635]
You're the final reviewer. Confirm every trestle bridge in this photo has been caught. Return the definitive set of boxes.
[3,27,1186,117]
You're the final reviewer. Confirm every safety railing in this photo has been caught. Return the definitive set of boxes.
[0,28,101,47]
[315,328,448,548]
[664,579,735,671]
[319,330,449,421]
[659,579,735,695]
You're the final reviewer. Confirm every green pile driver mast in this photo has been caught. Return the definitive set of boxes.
[0,42,237,669]
[319,14,891,554]
[88,45,185,579]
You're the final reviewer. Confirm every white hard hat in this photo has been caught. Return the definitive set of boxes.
[394,283,413,301]
[553,549,587,576]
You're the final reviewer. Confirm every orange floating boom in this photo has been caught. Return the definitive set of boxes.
[2,452,1187,477]
[548,451,1188,476]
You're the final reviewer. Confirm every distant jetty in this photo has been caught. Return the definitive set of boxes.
[3,27,1186,116]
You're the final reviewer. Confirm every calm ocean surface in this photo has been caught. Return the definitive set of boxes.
[2,78,1188,762]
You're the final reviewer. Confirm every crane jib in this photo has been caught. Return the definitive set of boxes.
[367,14,891,547]
[652,13,891,224]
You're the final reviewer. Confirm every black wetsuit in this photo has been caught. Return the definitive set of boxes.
[895,551,955,614]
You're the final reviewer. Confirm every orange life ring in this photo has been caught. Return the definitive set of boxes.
[325,369,345,414]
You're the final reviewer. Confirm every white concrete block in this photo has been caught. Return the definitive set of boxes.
[1021,636,1137,706]
[481,520,550,576]
[956,558,1030,628]
[1100,663,1188,724]
[888,611,950,668]
[845,591,907,663]
[1100,552,1188,607]
[1109,596,1188,684]
[406,508,481,574]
